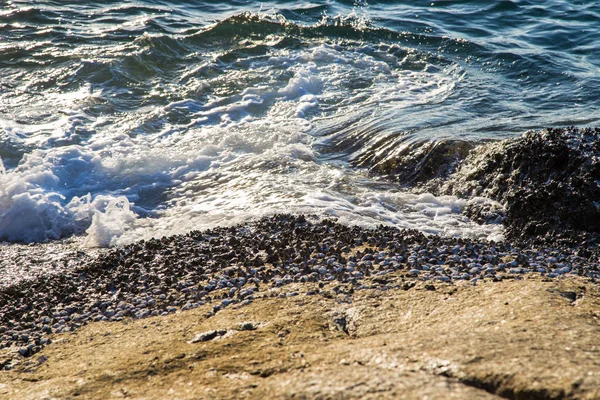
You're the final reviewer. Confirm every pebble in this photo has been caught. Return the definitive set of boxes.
[238,322,258,331]
[0,214,599,369]
[189,330,227,343]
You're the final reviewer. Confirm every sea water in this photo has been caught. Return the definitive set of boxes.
[1,0,599,247]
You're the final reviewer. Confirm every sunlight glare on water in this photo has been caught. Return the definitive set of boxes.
[0,0,598,246]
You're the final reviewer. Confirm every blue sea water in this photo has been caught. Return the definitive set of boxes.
[0,0,599,246]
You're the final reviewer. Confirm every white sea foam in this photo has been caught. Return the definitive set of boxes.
[0,31,501,247]
[83,196,137,247]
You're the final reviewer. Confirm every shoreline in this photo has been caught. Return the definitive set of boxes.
[1,215,599,373]
[4,125,600,397]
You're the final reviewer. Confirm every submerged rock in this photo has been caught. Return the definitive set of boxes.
[359,139,475,186]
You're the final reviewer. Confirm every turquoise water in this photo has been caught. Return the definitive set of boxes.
[1,1,598,245]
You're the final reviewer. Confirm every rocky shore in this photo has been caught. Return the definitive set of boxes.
[1,214,599,372]
[1,273,599,399]
[1,127,600,398]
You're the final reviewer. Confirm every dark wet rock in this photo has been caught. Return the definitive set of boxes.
[462,201,505,225]
[18,347,30,357]
[363,127,600,244]
[417,127,600,244]
[237,321,259,331]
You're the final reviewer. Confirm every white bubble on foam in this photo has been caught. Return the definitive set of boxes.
[0,149,89,242]
[0,135,217,244]
[279,67,323,99]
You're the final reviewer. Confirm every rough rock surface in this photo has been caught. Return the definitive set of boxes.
[412,127,600,244]
[1,277,598,399]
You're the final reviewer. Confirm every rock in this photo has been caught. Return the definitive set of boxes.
[6,277,599,399]
[237,322,259,331]
[189,330,228,343]
[431,127,600,244]
[1,213,600,370]
[18,347,29,357]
